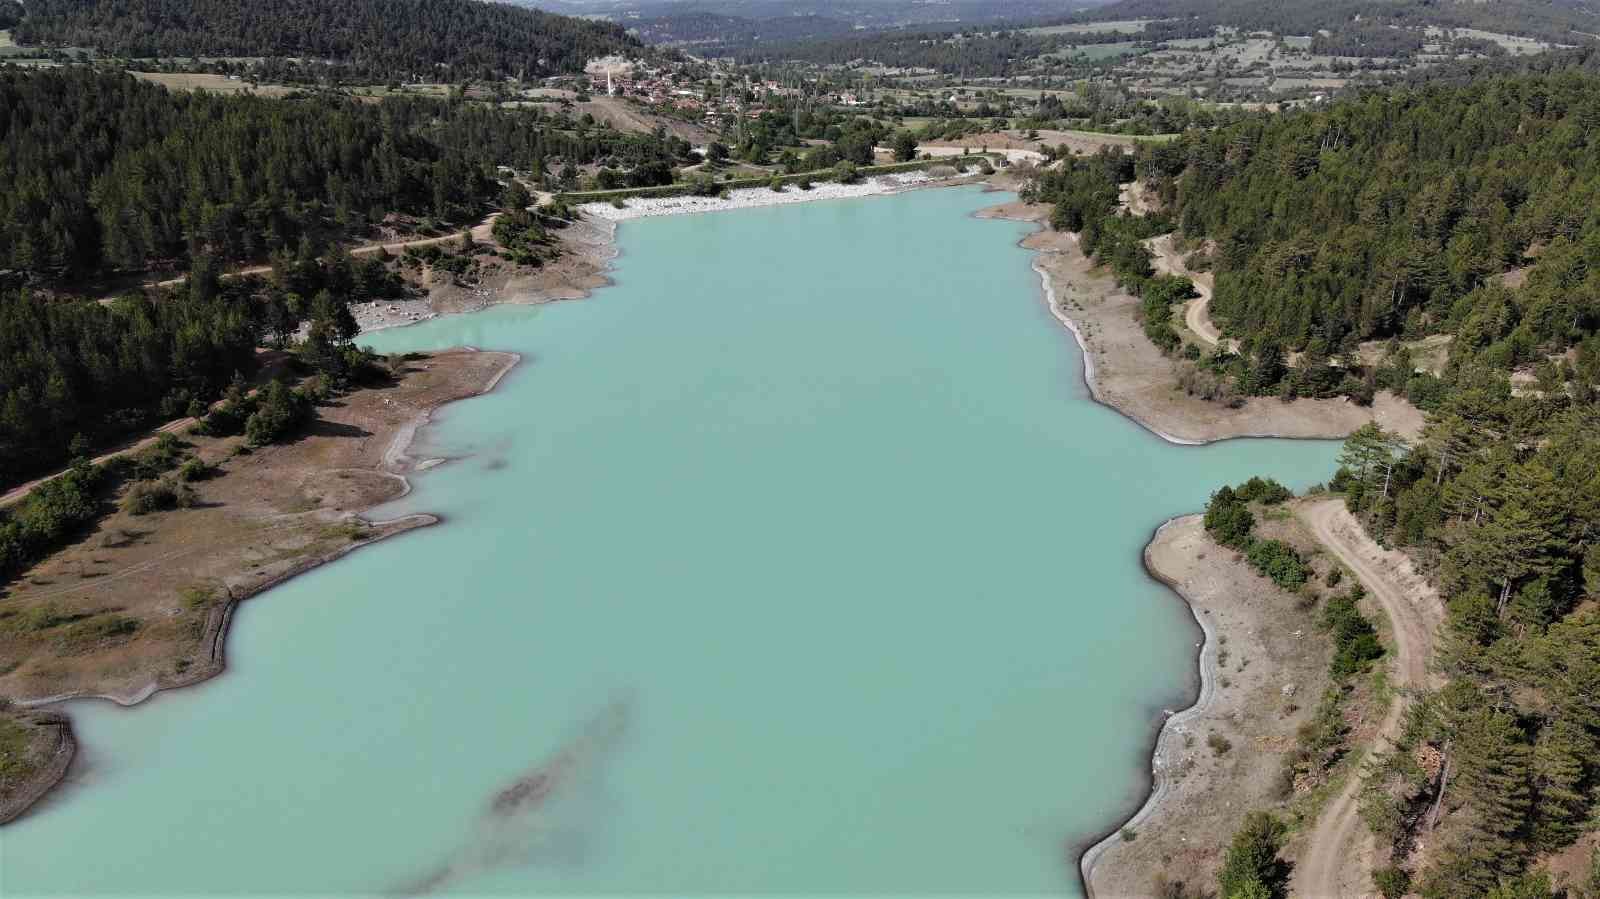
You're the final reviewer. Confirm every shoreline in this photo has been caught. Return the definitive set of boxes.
[978,198,1423,445]
[358,172,988,338]
[9,181,1356,888]
[1074,516,1217,897]
[2,351,522,825]
[1026,253,1203,447]
[575,171,951,221]
[0,711,76,826]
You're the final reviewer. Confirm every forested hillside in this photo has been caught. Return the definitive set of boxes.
[1051,0,1600,45]
[1143,68,1600,374]
[735,29,1069,76]
[1027,64,1600,412]
[1026,59,1600,897]
[1334,406,1600,898]
[0,68,680,279]
[11,0,641,80]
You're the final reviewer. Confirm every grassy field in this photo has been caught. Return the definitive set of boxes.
[131,72,296,96]
[1023,20,1149,36]
[0,714,34,786]
[1055,41,1145,62]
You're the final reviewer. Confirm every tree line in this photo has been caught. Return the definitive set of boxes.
[1042,0,1600,47]
[11,0,642,82]
[0,67,682,281]
[0,237,403,490]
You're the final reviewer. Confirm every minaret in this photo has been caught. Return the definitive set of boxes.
[607,68,615,96]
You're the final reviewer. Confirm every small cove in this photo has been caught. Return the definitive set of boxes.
[1,186,1338,896]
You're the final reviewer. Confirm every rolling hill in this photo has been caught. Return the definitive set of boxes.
[11,0,644,79]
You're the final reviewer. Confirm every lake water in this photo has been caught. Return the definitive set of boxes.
[2,186,1337,897]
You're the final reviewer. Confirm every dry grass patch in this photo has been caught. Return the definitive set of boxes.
[0,350,513,703]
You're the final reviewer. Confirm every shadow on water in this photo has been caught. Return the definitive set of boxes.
[392,692,634,895]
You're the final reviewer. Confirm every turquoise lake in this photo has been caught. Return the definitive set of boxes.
[2,186,1338,897]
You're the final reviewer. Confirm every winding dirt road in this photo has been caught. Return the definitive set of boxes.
[1291,499,1444,898]
[1147,234,1236,353]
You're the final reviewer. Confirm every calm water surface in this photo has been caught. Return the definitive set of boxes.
[2,187,1337,897]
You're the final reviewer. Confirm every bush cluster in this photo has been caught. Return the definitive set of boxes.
[1204,481,1310,590]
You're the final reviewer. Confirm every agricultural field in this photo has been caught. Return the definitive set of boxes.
[130,71,296,96]
[1021,20,1151,36]
[1423,26,1563,55]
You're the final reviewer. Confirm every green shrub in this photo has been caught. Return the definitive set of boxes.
[1372,866,1411,899]
[127,432,186,481]
[181,584,220,609]
[1218,812,1288,899]
[177,458,213,482]
[120,478,196,516]
[1235,476,1292,505]
[243,382,312,446]
[1246,539,1308,590]
[1208,732,1233,756]
[1323,588,1384,680]
[1204,486,1255,548]
[0,460,106,583]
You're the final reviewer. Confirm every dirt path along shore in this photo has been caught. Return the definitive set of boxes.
[1291,499,1444,898]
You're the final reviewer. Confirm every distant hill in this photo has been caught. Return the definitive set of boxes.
[1053,0,1600,45]
[631,11,856,48]
[12,0,644,79]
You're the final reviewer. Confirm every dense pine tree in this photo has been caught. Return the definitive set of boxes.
[13,0,641,81]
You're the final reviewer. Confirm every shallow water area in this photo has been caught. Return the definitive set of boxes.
[2,186,1337,896]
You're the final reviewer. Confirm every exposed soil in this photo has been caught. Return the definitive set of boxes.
[1083,514,1335,897]
[572,96,715,146]
[980,200,1425,444]
[422,217,616,320]
[0,707,74,825]
[0,349,517,822]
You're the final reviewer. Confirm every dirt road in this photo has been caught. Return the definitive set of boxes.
[1291,499,1444,898]
[0,417,195,508]
[1146,234,1235,352]
[141,213,505,294]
